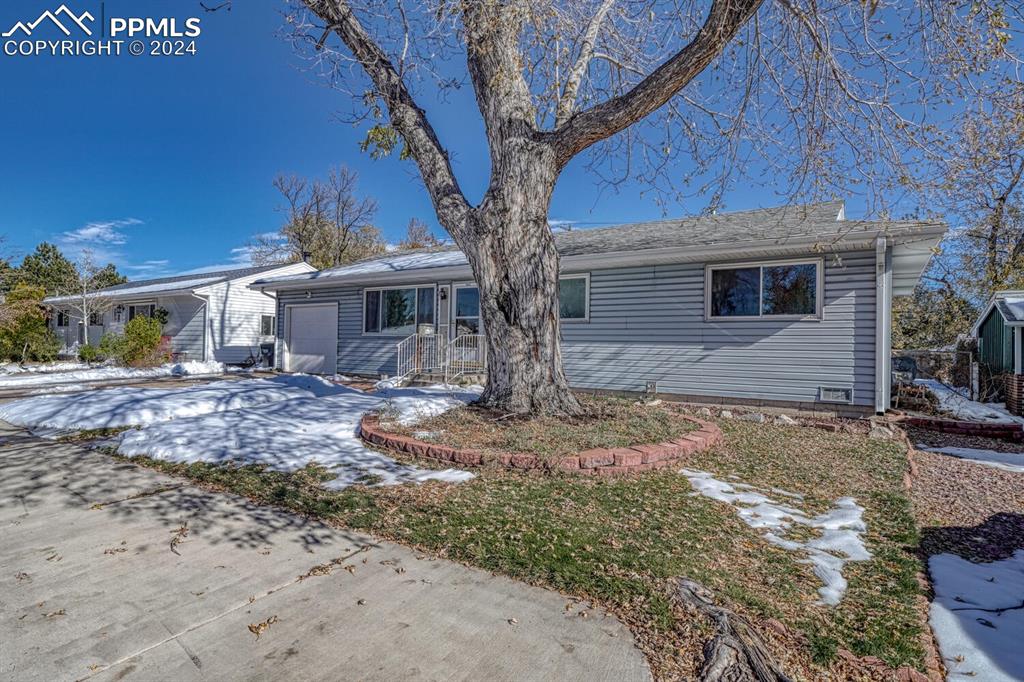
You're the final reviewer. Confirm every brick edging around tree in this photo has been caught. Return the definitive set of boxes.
[358,413,723,475]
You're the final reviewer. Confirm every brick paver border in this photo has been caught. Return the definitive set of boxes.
[359,413,723,475]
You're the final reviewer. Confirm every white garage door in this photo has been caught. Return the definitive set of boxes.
[285,304,338,374]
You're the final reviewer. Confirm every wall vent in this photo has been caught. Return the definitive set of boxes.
[819,386,854,404]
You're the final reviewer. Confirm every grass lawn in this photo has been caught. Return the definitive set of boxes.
[382,394,697,461]
[114,416,925,680]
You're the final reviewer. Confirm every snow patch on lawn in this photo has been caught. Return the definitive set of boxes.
[915,379,1024,424]
[114,383,479,489]
[0,360,228,390]
[916,444,1024,474]
[680,468,870,605]
[382,384,483,425]
[0,361,94,375]
[0,374,342,434]
[929,550,1024,681]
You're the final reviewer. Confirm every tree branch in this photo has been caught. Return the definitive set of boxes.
[555,0,615,128]
[461,1,538,152]
[550,0,764,166]
[302,0,471,232]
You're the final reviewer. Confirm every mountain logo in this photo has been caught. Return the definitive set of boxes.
[2,4,94,38]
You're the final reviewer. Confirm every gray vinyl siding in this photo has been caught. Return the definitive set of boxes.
[561,251,876,407]
[159,295,206,360]
[276,286,398,376]
[275,250,878,407]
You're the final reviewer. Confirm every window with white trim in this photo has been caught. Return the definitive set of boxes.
[559,275,589,320]
[128,304,155,321]
[363,286,436,334]
[708,261,820,318]
[260,314,276,337]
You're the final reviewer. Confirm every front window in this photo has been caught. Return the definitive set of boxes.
[261,314,276,337]
[708,261,819,318]
[363,286,436,334]
[88,312,103,326]
[128,304,155,321]
[56,310,69,327]
[559,275,589,320]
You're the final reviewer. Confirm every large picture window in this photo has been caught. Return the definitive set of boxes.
[559,275,589,321]
[363,286,436,334]
[708,261,820,319]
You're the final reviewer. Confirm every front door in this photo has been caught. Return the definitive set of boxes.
[452,285,481,337]
[450,285,485,371]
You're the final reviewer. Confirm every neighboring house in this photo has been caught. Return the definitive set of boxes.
[45,262,315,363]
[971,290,1024,415]
[253,202,945,415]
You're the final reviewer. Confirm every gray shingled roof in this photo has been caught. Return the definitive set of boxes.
[44,263,302,304]
[254,201,945,288]
[98,263,293,294]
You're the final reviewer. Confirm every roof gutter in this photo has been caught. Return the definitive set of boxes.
[253,226,945,292]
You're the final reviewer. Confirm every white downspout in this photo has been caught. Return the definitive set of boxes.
[189,292,210,362]
[1015,326,1022,375]
[875,236,893,414]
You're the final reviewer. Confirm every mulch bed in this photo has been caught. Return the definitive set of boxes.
[906,424,1024,455]
[910,447,1024,562]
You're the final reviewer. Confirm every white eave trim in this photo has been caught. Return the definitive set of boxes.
[875,236,893,414]
[253,227,945,292]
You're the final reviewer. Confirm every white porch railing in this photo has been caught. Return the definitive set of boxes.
[395,332,448,382]
[445,334,486,382]
[394,332,487,384]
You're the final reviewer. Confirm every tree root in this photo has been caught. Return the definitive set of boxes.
[676,579,792,682]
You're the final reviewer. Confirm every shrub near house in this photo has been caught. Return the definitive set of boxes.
[0,284,60,362]
[89,316,168,366]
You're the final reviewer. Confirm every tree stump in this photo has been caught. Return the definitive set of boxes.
[676,578,792,682]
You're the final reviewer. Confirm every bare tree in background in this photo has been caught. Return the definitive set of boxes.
[288,0,1020,415]
[936,96,1024,301]
[396,218,444,250]
[250,166,385,269]
[55,250,117,348]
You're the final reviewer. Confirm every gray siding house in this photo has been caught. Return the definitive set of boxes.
[46,262,315,363]
[253,203,944,415]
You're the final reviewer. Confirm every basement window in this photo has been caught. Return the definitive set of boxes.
[707,260,821,319]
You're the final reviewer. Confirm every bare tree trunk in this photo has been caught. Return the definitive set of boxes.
[451,151,583,416]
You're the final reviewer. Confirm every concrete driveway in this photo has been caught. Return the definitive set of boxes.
[0,424,651,681]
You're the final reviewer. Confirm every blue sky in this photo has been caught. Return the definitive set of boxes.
[1,0,830,278]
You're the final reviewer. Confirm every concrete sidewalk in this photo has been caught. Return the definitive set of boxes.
[0,424,651,681]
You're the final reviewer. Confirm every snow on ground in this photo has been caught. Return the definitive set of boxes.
[0,375,345,434]
[916,379,1024,424]
[916,444,1024,474]
[0,361,93,375]
[929,550,1024,681]
[0,360,228,390]
[680,468,870,605]
[115,384,480,489]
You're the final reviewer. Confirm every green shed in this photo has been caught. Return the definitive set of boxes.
[972,291,1024,376]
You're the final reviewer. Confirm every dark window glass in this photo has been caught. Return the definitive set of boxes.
[559,277,587,319]
[56,311,69,327]
[381,288,416,335]
[416,287,435,325]
[455,317,480,335]
[711,267,760,317]
[89,312,103,326]
[364,290,380,332]
[761,264,817,315]
[455,287,479,318]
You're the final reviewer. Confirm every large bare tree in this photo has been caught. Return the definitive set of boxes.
[290,0,1019,415]
[251,166,385,269]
